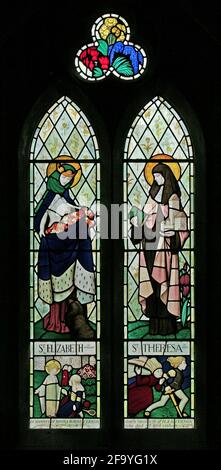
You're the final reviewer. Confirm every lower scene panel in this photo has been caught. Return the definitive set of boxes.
[30,341,100,429]
[124,340,194,429]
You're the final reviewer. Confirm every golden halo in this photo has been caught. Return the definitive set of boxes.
[144,154,181,186]
[45,359,61,374]
[47,155,82,188]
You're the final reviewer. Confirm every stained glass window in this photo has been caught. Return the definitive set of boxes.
[29,96,100,429]
[123,96,195,429]
[75,13,147,81]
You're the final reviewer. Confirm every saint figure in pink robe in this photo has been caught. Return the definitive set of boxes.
[130,163,189,335]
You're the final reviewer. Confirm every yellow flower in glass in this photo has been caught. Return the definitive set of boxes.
[98,17,126,44]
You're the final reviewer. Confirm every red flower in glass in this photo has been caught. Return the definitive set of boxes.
[83,400,91,409]
[98,55,109,70]
[80,46,109,71]
[180,272,190,297]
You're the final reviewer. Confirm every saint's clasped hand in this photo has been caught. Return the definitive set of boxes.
[129,206,145,225]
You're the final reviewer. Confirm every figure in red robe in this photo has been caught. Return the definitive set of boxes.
[128,357,165,415]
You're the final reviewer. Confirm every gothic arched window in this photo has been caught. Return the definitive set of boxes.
[29,96,101,429]
[123,96,195,429]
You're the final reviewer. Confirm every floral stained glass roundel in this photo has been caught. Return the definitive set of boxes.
[75,13,147,81]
